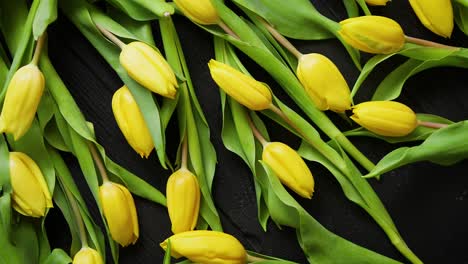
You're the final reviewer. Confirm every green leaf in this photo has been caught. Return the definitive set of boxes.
[33,0,57,39]
[0,0,37,100]
[246,250,298,263]
[372,55,468,101]
[160,17,221,230]
[59,0,169,168]
[42,249,72,264]
[454,0,468,35]
[343,0,359,18]
[344,114,454,143]
[104,0,174,21]
[366,121,468,178]
[354,0,372,16]
[259,162,401,263]
[230,0,361,68]
[231,0,335,40]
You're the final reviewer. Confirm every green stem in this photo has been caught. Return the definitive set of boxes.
[259,19,303,59]
[63,183,88,247]
[87,142,110,183]
[405,35,459,50]
[336,133,375,172]
[247,113,268,147]
[269,104,347,173]
[180,134,188,170]
[417,120,448,129]
[365,208,422,264]
[218,21,239,39]
[95,24,126,49]
[31,33,46,65]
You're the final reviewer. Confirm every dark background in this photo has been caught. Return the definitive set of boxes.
[45,1,468,263]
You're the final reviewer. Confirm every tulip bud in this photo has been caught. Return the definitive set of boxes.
[173,0,220,25]
[99,182,139,246]
[73,247,103,264]
[262,142,314,199]
[166,169,200,234]
[339,16,405,54]
[208,60,272,111]
[112,86,154,158]
[160,231,247,264]
[351,101,418,137]
[297,53,351,113]
[409,0,454,38]
[120,42,178,99]
[365,0,390,6]
[9,152,52,217]
[0,64,45,140]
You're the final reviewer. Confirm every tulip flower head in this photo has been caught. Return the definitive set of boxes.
[112,86,154,158]
[73,247,103,264]
[409,0,454,38]
[173,0,220,25]
[365,0,390,5]
[351,101,418,137]
[166,169,200,234]
[0,64,45,140]
[297,53,351,113]
[262,142,314,199]
[99,182,139,246]
[10,152,52,217]
[208,60,272,111]
[120,42,178,98]
[339,16,405,54]
[160,230,247,264]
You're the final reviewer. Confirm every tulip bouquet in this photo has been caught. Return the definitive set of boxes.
[0,0,467,264]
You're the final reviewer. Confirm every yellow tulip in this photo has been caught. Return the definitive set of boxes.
[120,42,178,99]
[160,231,247,264]
[174,0,220,25]
[297,53,351,113]
[339,16,405,54]
[351,101,418,137]
[99,182,139,246]
[409,0,454,38]
[365,0,390,6]
[208,60,272,111]
[166,169,200,234]
[73,247,103,264]
[0,64,45,140]
[9,152,52,217]
[262,142,314,199]
[112,86,154,158]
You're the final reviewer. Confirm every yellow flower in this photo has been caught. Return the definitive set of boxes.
[351,101,418,137]
[73,247,103,264]
[409,0,454,38]
[208,60,272,111]
[339,16,405,54]
[297,53,351,113]
[262,142,314,199]
[166,169,200,234]
[365,0,390,5]
[120,42,178,99]
[9,152,52,217]
[99,182,139,246]
[112,86,154,158]
[0,64,45,140]
[173,0,220,25]
[160,230,247,264]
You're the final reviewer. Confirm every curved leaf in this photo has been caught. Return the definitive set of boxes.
[33,0,57,39]
[366,121,468,178]
[104,0,174,21]
[454,0,468,35]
